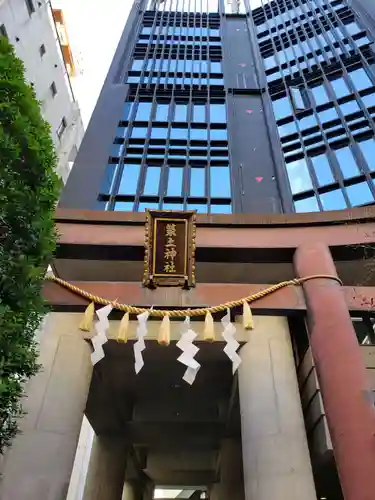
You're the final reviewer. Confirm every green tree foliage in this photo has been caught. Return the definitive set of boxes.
[0,37,60,453]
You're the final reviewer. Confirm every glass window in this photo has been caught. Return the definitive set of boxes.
[210,104,226,123]
[210,166,231,198]
[167,167,184,196]
[298,114,318,130]
[318,107,339,123]
[361,93,375,108]
[170,128,188,139]
[320,189,347,210]
[116,127,128,138]
[141,27,151,35]
[210,129,227,140]
[311,154,335,186]
[200,61,208,73]
[118,164,141,195]
[138,202,159,212]
[143,166,161,195]
[358,138,375,171]
[278,120,297,137]
[114,202,134,211]
[131,127,148,138]
[174,103,188,121]
[162,203,184,210]
[210,61,222,73]
[190,128,208,140]
[349,68,373,92]
[185,60,193,73]
[190,168,205,196]
[187,204,208,213]
[272,96,293,121]
[285,158,313,194]
[330,77,350,99]
[155,104,169,121]
[210,204,232,214]
[193,104,206,123]
[344,21,361,36]
[110,144,124,157]
[335,147,360,178]
[310,83,329,106]
[290,87,305,111]
[294,196,320,212]
[131,60,143,71]
[346,182,374,206]
[340,100,360,115]
[135,102,152,121]
[150,128,168,139]
[123,102,133,120]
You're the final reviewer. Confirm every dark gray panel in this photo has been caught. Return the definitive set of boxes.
[59,1,142,209]
[221,17,260,91]
[227,94,283,213]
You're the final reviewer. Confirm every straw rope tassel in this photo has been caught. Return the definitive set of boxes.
[117,312,130,343]
[203,311,215,342]
[79,302,95,332]
[243,300,254,330]
[158,315,171,346]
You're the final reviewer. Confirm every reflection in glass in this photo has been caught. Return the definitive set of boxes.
[138,202,159,212]
[118,164,141,195]
[131,127,149,138]
[210,104,226,123]
[318,107,339,123]
[135,102,152,121]
[162,203,184,210]
[330,77,350,99]
[278,120,297,137]
[311,83,329,106]
[193,104,206,123]
[335,147,360,178]
[170,128,188,140]
[155,104,169,121]
[358,139,375,171]
[131,60,144,71]
[210,167,231,197]
[285,158,313,194]
[298,114,317,130]
[187,204,207,213]
[150,128,168,139]
[320,189,347,210]
[211,204,232,214]
[340,100,360,115]
[272,96,293,121]
[114,202,134,211]
[174,104,188,121]
[349,68,373,91]
[361,94,375,108]
[294,196,320,212]
[190,129,208,140]
[210,129,227,140]
[144,167,161,195]
[190,168,205,196]
[346,182,374,206]
[167,168,184,196]
[311,154,335,186]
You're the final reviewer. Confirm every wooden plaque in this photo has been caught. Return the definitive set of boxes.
[143,210,196,288]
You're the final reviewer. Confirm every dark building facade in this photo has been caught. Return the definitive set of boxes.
[59,0,375,215]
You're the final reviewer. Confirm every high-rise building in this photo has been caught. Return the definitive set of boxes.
[2,2,375,500]
[0,0,84,182]
[60,0,375,214]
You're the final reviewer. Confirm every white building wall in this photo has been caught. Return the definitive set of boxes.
[0,0,84,183]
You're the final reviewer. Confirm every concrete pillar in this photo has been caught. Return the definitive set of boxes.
[294,242,375,500]
[238,316,316,500]
[0,313,93,500]
[82,436,128,500]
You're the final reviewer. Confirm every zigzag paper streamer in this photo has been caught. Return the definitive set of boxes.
[221,309,242,374]
[134,310,149,374]
[177,317,200,385]
[91,304,113,365]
